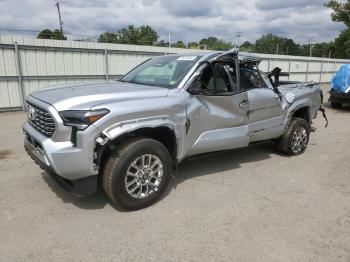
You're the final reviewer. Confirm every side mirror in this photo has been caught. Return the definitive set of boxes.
[187,78,203,95]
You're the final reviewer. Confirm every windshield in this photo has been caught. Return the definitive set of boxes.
[120,55,202,88]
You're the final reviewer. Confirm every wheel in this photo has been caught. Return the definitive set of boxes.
[331,101,342,109]
[102,138,172,210]
[276,118,310,155]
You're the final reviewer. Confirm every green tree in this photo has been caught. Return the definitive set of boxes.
[138,25,158,45]
[254,34,300,55]
[156,40,169,47]
[52,29,67,40]
[98,32,119,43]
[172,41,186,48]
[37,29,53,39]
[325,0,350,26]
[98,25,158,45]
[187,42,199,49]
[325,1,350,58]
[37,29,66,40]
[330,28,350,58]
[240,41,254,51]
[199,37,233,50]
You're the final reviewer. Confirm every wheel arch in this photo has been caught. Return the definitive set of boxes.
[284,100,312,129]
[96,125,179,173]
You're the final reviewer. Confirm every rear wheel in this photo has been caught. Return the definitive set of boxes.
[277,117,310,155]
[331,101,342,109]
[102,138,172,210]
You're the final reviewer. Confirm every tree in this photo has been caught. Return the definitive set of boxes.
[330,28,350,58]
[325,0,350,26]
[254,34,300,55]
[188,42,199,49]
[98,32,119,43]
[156,40,169,47]
[199,37,233,50]
[98,25,158,45]
[37,29,66,40]
[172,41,186,48]
[138,25,158,45]
[240,41,253,51]
[52,29,67,40]
[37,29,53,39]
[325,1,350,58]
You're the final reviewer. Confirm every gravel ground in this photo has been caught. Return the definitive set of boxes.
[0,91,350,262]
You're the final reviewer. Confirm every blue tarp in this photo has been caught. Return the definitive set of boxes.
[331,64,350,93]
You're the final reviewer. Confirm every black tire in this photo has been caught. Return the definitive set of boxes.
[276,117,310,156]
[102,138,172,210]
[331,101,342,109]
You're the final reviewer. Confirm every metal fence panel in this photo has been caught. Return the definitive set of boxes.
[0,35,350,110]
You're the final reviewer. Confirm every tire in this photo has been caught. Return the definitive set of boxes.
[276,117,310,156]
[102,138,172,210]
[331,101,342,109]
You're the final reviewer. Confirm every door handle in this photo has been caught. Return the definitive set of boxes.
[239,100,249,108]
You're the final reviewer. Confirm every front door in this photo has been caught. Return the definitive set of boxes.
[184,59,250,157]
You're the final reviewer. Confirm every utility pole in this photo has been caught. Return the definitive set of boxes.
[168,32,171,53]
[328,50,332,59]
[276,43,279,55]
[309,37,314,57]
[234,32,242,51]
[55,1,64,40]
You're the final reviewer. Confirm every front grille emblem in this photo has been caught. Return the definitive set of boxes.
[27,105,37,121]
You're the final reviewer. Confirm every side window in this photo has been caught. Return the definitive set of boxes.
[194,62,237,95]
[198,65,215,93]
[240,67,267,90]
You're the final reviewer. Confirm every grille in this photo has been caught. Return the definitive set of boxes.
[26,102,56,137]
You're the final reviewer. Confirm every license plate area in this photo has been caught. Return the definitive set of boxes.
[24,130,43,150]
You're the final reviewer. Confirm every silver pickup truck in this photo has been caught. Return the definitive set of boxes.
[23,51,324,210]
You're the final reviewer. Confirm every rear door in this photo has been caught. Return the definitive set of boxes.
[184,54,250,156]
[240,68,284,142]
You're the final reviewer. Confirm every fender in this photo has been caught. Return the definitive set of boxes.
[100,115,187,160]
[283,98,312,128]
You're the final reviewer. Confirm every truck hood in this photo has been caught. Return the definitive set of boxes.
[30,81,170,111]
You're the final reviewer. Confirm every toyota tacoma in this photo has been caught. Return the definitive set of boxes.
[23,51,325,210]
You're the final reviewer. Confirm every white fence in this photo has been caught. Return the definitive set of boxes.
[0,35,349,110]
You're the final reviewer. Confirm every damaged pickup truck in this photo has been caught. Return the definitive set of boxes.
[23,51,325,210]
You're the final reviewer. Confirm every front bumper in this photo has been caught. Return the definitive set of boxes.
[24,140,97,197]
[330,90,350,103]
[23,96,101,196]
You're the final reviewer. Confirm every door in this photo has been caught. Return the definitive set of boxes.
[240,67,284,142]
[184,60,250,157]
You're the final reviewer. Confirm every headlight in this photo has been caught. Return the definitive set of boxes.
[59,109,110,130]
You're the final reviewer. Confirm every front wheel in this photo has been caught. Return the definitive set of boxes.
[276,118,310,155]
[102,138,172,210]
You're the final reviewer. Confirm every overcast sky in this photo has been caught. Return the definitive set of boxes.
[0,0,345,44]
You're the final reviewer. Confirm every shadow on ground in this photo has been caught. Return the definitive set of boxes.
[41,142,280,211]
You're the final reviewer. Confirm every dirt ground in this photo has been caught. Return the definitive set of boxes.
[0,90,350,262]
